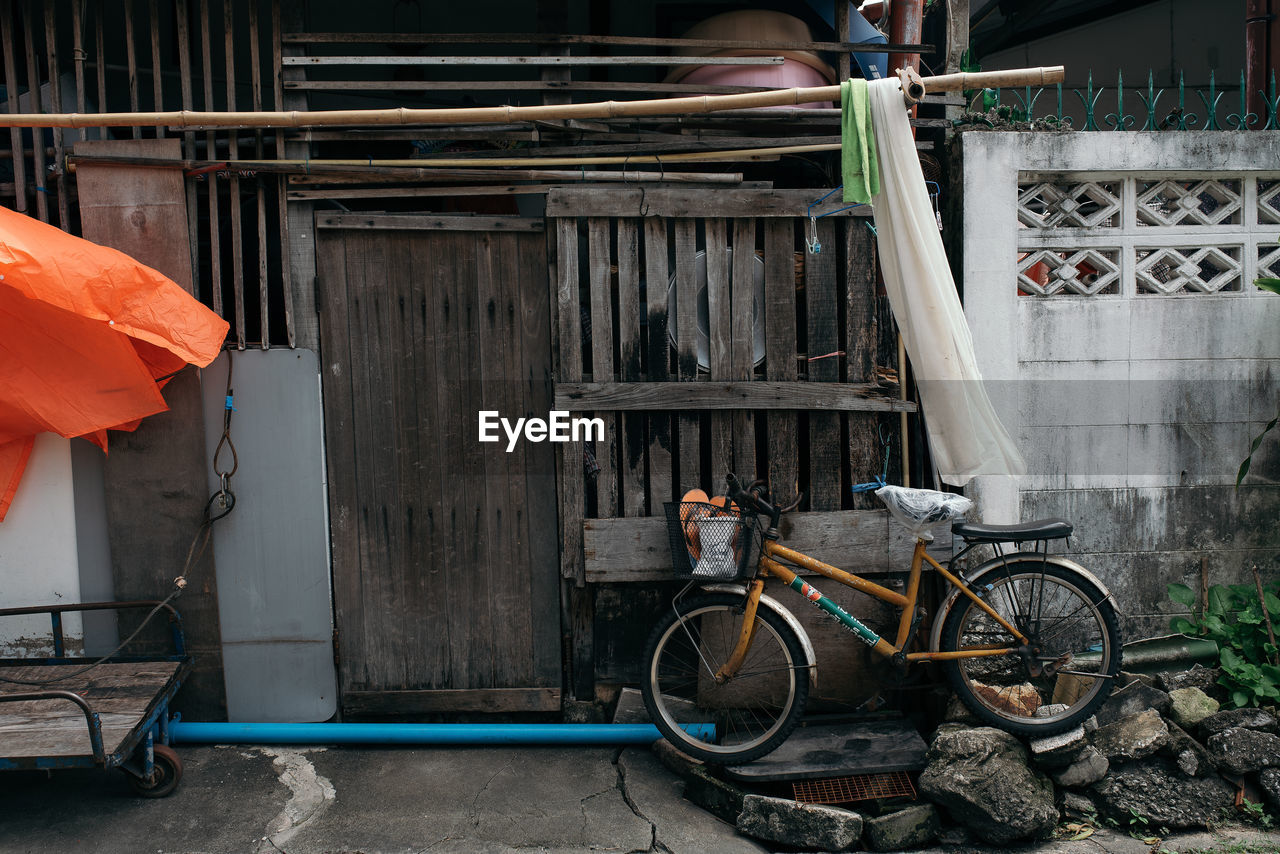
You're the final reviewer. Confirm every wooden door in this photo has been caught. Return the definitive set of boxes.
[315,215,561,715]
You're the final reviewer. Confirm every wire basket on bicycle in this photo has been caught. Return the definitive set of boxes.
[664,497,759,581]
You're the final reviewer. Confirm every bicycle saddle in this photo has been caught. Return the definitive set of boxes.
[952,518,1073,544]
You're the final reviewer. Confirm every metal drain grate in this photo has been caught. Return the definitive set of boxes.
[792,771,916,805]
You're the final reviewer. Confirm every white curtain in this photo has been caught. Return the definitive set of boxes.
[867,78,1025,485]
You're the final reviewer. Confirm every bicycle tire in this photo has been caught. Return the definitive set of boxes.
[640,592,809,764]
[941,561,1122,737]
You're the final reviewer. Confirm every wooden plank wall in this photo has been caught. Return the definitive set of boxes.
[0,0,290,348]
[546,189,922,589]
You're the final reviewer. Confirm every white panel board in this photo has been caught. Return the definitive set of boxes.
[201,349,336,722]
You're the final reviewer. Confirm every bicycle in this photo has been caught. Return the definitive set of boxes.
[640,474,1123,764]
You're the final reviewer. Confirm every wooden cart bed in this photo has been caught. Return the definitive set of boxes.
[0,661,184,759]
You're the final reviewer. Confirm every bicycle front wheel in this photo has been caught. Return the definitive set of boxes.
[640,592,809,764]
[941,562,1121,737]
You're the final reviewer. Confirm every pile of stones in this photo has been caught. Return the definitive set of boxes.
[922,665,1280,845]
[640,665,1280,850]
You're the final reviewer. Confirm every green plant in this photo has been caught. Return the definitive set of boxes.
[1237,277,1280,486]
[1169,580,1280,707]
[1239,798,1275,830]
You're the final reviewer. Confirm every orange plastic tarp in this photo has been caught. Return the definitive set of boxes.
[0,206,228,520]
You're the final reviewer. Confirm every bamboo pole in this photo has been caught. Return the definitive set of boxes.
[66,154,746,183]
[2,65,1064,128]
[67,147,826,171]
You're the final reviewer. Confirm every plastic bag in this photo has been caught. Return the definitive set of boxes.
[875,485,973,537]
[693,516,741,579]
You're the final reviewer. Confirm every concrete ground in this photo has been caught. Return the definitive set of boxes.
[0,743,1275,854]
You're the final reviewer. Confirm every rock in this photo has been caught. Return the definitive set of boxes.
[1049,745,1109,788]
[1162,720,1215,777]
[1205,727,1280,775]
[862,804,940,852]
[1082,715,1099,734]
[1260,768,1280,808]
[1092,757,1235,828]
[944,693,979,724]
[918,727,1058,845]
[1198,707,1280,738]
[1158,665,1222,696]
[736,794,863,851]
[1167,687,1220,729]
[1120,671,1158,688]
[1058,790,1099,821]
[930,722,972,743]
[936,825,974,846]
[969,680,1041,716]
[1092,709,1170,762]
[1029,724,1088,768]
[1093,681,1172,727]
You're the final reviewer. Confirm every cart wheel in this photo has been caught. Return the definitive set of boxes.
[128,744,183,798]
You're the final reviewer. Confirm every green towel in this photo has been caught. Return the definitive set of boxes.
[841,79,879,205]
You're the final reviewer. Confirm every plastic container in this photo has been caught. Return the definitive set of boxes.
[678,60,834,109]
[666,10,836,109]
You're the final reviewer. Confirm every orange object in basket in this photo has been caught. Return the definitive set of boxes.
[679,488,710,559]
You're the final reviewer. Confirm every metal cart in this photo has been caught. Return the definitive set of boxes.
[0,601,193,797]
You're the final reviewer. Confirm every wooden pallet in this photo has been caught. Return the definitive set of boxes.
[0,661,183,759]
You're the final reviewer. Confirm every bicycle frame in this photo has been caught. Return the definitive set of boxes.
[711,537,1032,682]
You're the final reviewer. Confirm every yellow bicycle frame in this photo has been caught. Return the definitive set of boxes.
[713,537,1031,681]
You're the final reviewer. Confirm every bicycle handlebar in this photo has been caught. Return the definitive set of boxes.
[725,473,782,530]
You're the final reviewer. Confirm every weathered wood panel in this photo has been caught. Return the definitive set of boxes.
[547,189,876,218]
[343,688,561,715]
[729,217,758,481]
[76,139,226,720]
[845,220,882,509]
[764,219,799,502]
[582,510,949,583]
[643,218,674,513]
[555,382,912,411]
[0,661,182,758]
[806,218,842,510]
[317,220,560,712]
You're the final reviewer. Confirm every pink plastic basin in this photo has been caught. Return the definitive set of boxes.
[678,59,834,109]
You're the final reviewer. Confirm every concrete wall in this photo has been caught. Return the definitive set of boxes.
[0,435,83,656]
[960,130,1280,640]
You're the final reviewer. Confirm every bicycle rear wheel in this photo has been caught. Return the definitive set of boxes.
[941,562,1121,736]
[640,592,809,764]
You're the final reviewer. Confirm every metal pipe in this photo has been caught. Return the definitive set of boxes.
[890,0,924,76]
[170,721,715,746]
[1247,0,1271,126]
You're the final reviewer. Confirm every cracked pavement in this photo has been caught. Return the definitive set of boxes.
[0,744,755,854]
[0,743,1275,853]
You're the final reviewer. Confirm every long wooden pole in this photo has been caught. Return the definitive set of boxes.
[0,65,1063,128]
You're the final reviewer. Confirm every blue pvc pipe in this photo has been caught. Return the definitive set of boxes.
[169,721,715,746]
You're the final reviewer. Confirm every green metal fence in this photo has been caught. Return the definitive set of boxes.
[960,70,1280,131]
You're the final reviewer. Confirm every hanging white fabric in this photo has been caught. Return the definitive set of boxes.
[866,78,1025,486]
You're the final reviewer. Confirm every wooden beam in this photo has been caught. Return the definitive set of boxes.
[582,510,948,582]
[315,214,544,231]
[546,188,873,219]
[554,382,915,412]
[278,32,934,55]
